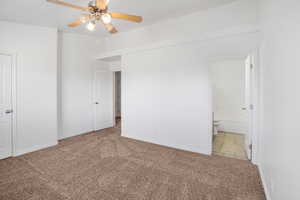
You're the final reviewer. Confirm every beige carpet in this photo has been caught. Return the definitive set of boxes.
[0,127,265,200]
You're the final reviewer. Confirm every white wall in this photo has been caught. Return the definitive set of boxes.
[122,43,212,155]
[0,1,261,159]
[0,21,58,155]
[258,0,300,199]
[101,0,258,55]
[210,59,248,134]
[98,0,261,155]
[59,32,107,139]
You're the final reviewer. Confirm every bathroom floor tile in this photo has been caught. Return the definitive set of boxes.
[213,132,248,160]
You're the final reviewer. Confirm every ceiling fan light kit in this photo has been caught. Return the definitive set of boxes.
[86,21,96,31]
[80,14,89,23]
[47,0,143,34]
[101,13,112,24]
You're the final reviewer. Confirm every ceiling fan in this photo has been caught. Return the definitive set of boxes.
[47,0,143,34]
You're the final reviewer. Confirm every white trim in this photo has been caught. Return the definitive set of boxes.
[109,60,122,72]
[112,71,122,129]
[110,66,122,72]
[112,72,116,127]
[245,54,252,160]
[92,70,98,131]
[15,141,58,157]
[96,25,260,60]
[122,135,211,156]
[97,121,114,130]
[242,51,261,163]
[0,52,18,158]
[58,129,93,140]
[11,54,17,157]
[0,150,12,160]
[258,165,271,200]
[250,50,261,165]
[121,66,125,135]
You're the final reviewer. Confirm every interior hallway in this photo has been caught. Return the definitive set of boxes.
[213,132,248,160]
[0,127,265,200]
[115,117,121,129]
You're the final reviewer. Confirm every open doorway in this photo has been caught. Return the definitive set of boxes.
[114,71,121,129]
[96,55,122,132]
[211,56,255,160]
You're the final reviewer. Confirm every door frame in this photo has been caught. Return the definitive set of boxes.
[0,52,17,157]
[113,71,122,127]
[248,50,261,165]
[209,50,261,165]
[245,55,253,160]
[242,50,261,164]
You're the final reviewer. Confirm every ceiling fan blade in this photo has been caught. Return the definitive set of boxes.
[47,0,88,11]
[96,0,107,10]
[110,12,143,23]
[102,22,118,34]
[68,19,82,27]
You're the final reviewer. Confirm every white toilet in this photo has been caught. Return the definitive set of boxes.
[213,120,220,135]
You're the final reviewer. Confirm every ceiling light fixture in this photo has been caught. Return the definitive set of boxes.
[86,21,96,31]
[47,0,143,34]
[101,13,111,24]
[80,14,88,23]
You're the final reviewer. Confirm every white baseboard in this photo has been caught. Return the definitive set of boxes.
[0,150,12,160]
[59,121,114,140]
[217,120,247,134]
[14,141,58,157]
[122,134,211,156]
[258,165,272,200]
[94,121,114,131]
[59,128,94,140]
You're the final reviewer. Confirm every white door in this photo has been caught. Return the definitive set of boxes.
[245,55,253,160]
[0,55,13,159]
[93,70,114,131]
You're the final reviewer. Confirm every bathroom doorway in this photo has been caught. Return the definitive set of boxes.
[211,55,256,160]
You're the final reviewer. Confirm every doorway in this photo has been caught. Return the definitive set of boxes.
[211,56,255,160]
[114,71,121,129]
[94,55,122,133]
[0,54,14,159]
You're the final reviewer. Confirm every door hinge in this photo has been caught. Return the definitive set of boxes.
[250,64,254,69]
[250,104,254,110]
[5,109,13,114]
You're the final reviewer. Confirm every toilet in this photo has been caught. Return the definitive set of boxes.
[213,120,220,135]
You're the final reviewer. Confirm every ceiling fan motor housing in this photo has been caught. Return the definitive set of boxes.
[88,0,107,14]
[88,0,96,7]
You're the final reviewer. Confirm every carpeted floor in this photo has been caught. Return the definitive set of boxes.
[0,127,266,200]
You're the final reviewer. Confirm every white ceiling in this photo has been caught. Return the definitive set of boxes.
[0,0,236,37]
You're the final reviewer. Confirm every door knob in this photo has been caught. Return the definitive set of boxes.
[95,102,99,105]
[5,109,13,114]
